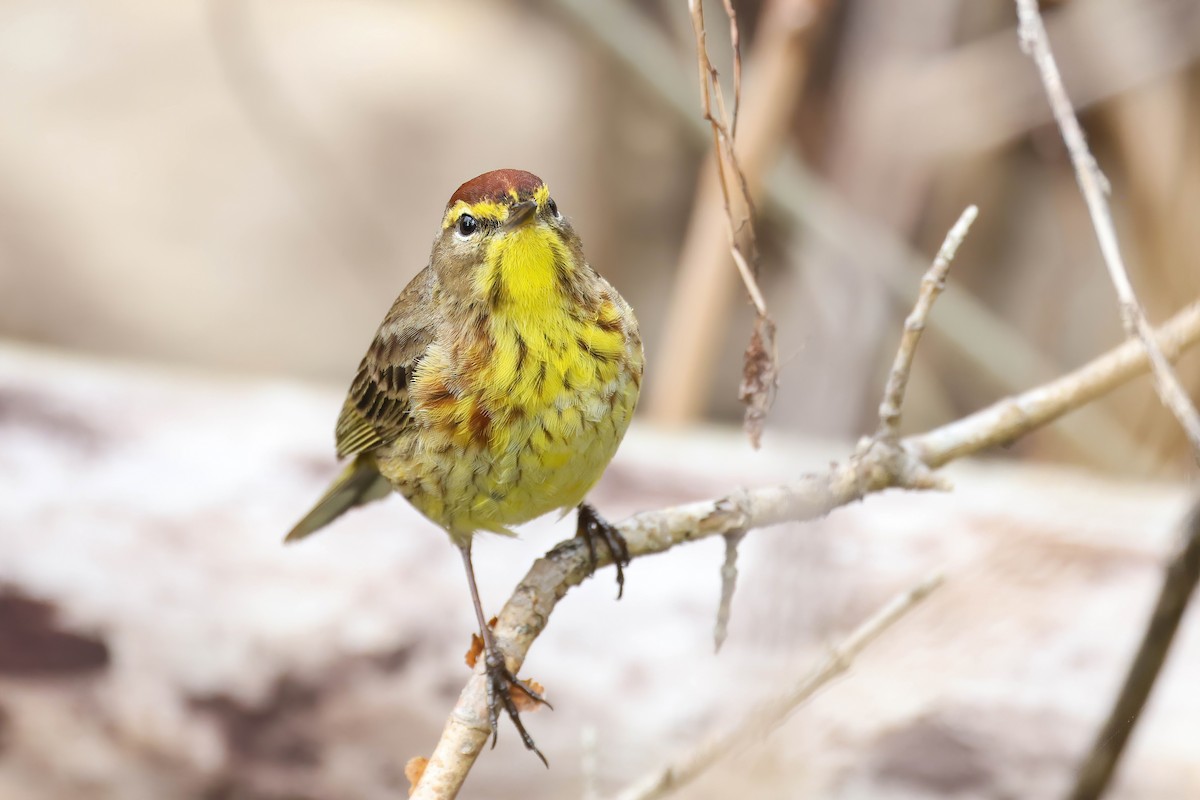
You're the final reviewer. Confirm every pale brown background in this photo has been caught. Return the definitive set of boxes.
[2,1,1199,798]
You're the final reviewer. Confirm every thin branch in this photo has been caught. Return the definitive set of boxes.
[1016,0,1200,463]
[688,0,778,446]
[611,571,945,800]
[689,0,765,315]
[721,0,743,138]
[410,300,1200,799]
[878,205,979,439]
[1067,498,1200,800]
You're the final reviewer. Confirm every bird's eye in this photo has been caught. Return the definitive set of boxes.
[456,214,478,237]
[548,198,560,219]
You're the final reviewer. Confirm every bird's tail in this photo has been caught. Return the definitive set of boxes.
[284,454,391,543]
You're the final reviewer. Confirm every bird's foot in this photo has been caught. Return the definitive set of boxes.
[576,502,630,599]
[482,646,551,767]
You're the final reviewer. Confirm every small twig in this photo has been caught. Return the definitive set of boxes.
[688,0,778,446]
[721,0,743,138]
[410,301,1200,799]
[712,530,746,653]
[1016,0,1200,463]
[611,572,945,800]
[1067,498,1200,800]
[878,206,979,439]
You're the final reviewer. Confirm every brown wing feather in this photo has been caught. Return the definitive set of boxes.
[334,270,436,459]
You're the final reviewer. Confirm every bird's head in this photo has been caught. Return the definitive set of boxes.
[431,169,588,312]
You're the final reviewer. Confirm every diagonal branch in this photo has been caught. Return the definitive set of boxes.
[611,571,945,800]
[410,298,1200,799]
[1015,0,1200,463]
[1067,498,1200,800]
[878,205,979,439]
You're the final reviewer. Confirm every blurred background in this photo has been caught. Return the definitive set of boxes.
[2,0,1199,470]
[2,0,1200,798]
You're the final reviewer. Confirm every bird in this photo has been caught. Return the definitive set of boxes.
[284,169,643,763]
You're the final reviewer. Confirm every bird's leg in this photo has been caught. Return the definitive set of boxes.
[458,543,550,766]
[575,502,630,599]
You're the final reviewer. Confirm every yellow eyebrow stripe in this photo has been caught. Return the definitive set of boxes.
[439,184,552,229]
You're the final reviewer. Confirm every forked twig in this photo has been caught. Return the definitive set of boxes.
[1015,0,1200,463]
[713,206,974,651]
[611,573,945,800]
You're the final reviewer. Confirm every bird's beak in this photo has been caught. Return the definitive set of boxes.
[503,200,538,231]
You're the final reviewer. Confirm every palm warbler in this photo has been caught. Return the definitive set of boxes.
[285,169,643,761]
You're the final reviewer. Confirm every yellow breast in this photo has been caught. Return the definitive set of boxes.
[384,293,642,544]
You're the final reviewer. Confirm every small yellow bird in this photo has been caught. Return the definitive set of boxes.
[286,169,643,761]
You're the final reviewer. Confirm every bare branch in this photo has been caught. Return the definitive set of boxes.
[410,300,1200,799]
[878,206,979,439]
[912,302,1200,469]
[612,572,944,800]
[1067,498,1200,800]
[721,0,743,138]
[688,0,778,446]
[1015,0,1200,462]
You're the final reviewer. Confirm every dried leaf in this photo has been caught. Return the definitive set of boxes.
[463,617,498,669]
[464,633,483,669]
[739,315,778,448]
[404,756,428,796]
[511,679,546,714]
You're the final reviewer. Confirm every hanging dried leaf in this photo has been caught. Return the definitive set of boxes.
[739,315,778,448]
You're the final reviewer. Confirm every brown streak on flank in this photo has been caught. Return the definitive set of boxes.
[468,402,493,445]
[474,331,496,365]
[448,169,544,207]
[423,381,456,409]
[535,362,547,392]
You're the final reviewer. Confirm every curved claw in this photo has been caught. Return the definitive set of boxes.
[576,502,631,598]
[482,647,550,767]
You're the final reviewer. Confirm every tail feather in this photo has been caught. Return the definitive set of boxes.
[285,455,391,543]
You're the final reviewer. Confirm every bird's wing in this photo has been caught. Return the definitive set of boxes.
[335,272,436,459]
